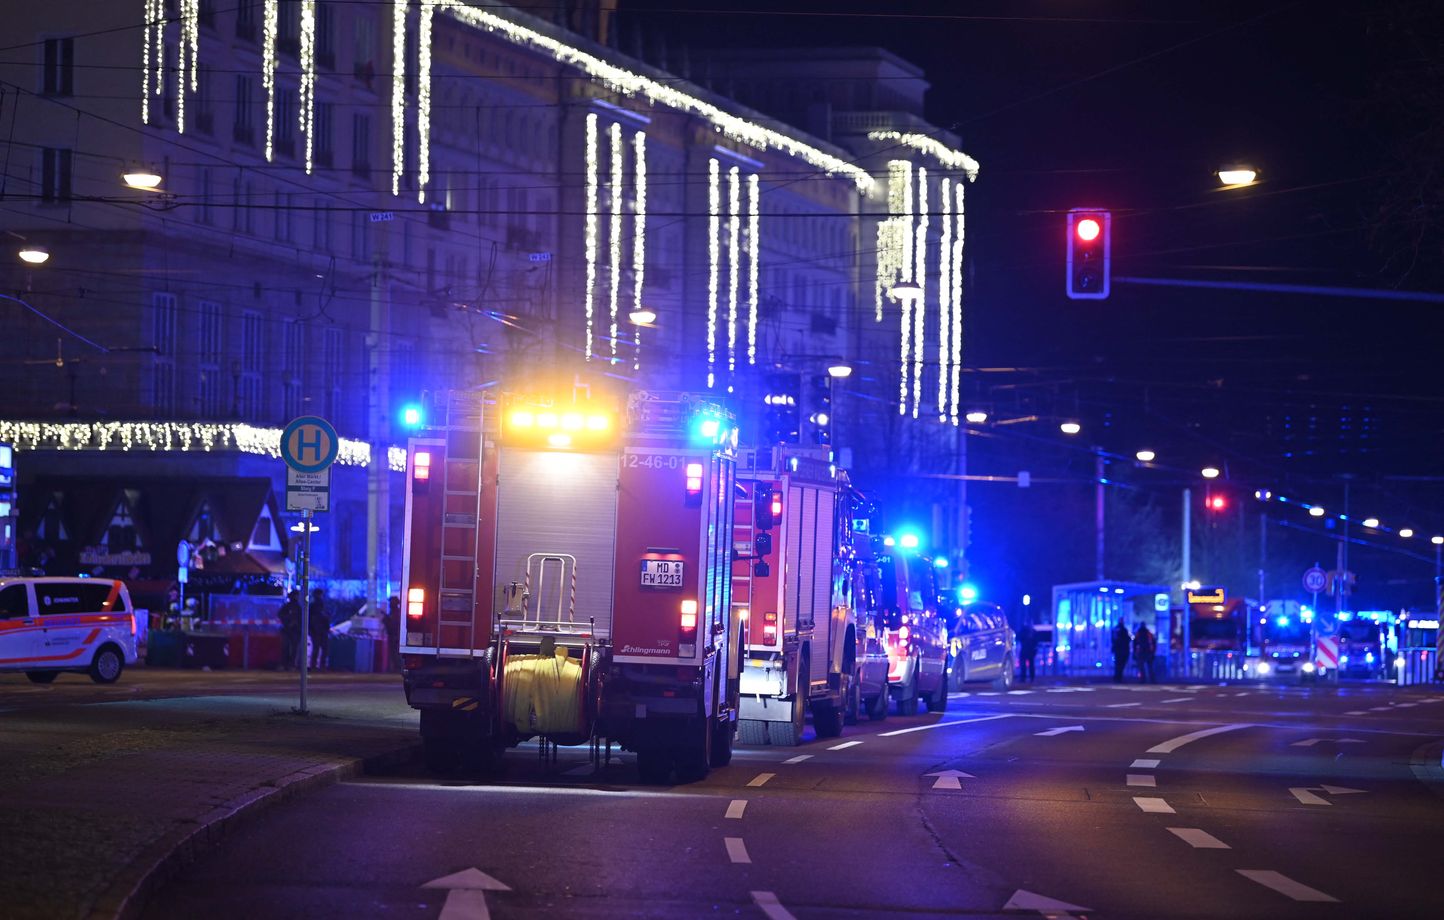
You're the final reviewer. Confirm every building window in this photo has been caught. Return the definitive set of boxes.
[352,13,376,88]
[195,64,214,134]
[198,0,217,30]
[234,76,255,146]
[236,0,257,42]
[323,326,342,422]
[275,87,296,157]
[275,192,292,242]
[153,362,176,418]
[315,100,333,167]
[278,0,300,55]
[282,319,304,420]
[41,37,74,97]
[198,168,213,225]
[39,148,72,203]
[351,112,371,178]
[198,300,223,418]
[317,1,335,69]
[153,292,178,357]
[231,176,245,231]
[240,310,264,422]
[351,211,370,261]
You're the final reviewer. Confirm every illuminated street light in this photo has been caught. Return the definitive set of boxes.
[889,280,923,301]
[1059,421,1081,435]
[1361,518,1380,529]
[826,362,853,379]
[628,308,656,326]
[1217,166,1258,187]
[17,246,49,265]
[1201,466,1220,479]
[289,521,321,534]
[965,410,988,424]
[1433,535,1444,546]
[1135,449,1156,463]
[122,168,164,190]
[1399,528,1414,539]
[1309,506,1326,518]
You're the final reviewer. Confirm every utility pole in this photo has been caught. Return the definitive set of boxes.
[1095,450,1105,581]
[1181,488,1191,585]
[367,243,392,622]
[1258,510,1267,603]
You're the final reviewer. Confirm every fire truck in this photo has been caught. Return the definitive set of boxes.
[400,390,742,783]
[731,446,863,744]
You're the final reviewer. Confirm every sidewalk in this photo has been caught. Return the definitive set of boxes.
[0,673,418,920]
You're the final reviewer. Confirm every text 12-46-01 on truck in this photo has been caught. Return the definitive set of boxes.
[400,390,742,783]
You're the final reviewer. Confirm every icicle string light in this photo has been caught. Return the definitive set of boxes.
[867,131,980,179]
[391,0,407,195]
[632,129,647,371]
[177,0,197,133]
[583,113,599,361]
[608,121,624,362]
[300,0,317,173]
[438,2,872,191]
[706,158,720,389]
[416,0,434,201]
[938,177,951,421]
[746,173,760,366]
[952,181,966,426]
[912,167,927,419]
[262,0,278,161]
[876,160,912,323]
[726,166,741,382]
[141,0,160,123]
[898,286,911,416]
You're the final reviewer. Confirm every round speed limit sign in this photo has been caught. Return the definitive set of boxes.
[1302,566,1327,594]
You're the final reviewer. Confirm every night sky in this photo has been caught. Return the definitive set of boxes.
[615,0,1444,608]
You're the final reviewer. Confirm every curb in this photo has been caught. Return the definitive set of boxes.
[85,742,420,920]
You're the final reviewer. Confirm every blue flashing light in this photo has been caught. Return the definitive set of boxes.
[959,584,978,602]
[934,557,949,569]
[1276,616,1290,628]
[883,535,896,547]
[399,403,425,428]
[899,533,920,549]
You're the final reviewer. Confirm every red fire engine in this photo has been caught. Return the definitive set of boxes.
[400,390,742,782]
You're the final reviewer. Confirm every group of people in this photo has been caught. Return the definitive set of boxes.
[278,588,332,670]
[1112,620,1158,682]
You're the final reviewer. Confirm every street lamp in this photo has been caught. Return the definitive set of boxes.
[628,308,656,326]
[1201,466,1220,479]
[1217,166,1258,188]
[889,280,922,302]
[17,245,49,265]
[965,410,988,424]
[1309,506,1326,518]
[1135,449,1156,463]
[1361,517,1380,529]
[826,362,853,379]
[1059,421,1081,435]
[1399,528,1414,539]
[122,167,164,190]
[1433,535,1443,546]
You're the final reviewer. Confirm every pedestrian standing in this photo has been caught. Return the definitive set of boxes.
[384,595,401,672]
[1134,622,1157,683]
[1111,620,1132,682]
[1018,622,1039,682]
[308,587,330,670]
[278,589,301,670]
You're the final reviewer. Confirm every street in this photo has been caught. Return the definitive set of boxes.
[122,676,1443,920]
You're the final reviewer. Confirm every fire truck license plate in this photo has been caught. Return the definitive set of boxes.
[640,560,684,587]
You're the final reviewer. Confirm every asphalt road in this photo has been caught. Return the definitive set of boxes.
[126,677,1443,919]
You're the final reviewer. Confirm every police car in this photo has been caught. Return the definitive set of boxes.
[0,576,138,683]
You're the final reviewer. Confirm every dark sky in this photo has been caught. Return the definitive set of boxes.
[615,0,1444,604]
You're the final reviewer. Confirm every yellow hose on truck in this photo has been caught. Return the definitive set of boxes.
[502,645,585,735]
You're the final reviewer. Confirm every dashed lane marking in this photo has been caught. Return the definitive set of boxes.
[1146,723,1251,754]
[1345,710,1368,716]
[978,691,1000,697]
[1107,702,1141,708]
[1161,697,1191,703]
[1134,796,1175,814]
[1369,706,1392,712]
[725,837,751,864]
[828,740,864,751]
[725,800,747,819]
[1126,774,1157,787]
[781,755,813,764]
[1168,827,1230,849]
[1236,870,1338,903]
[751,890,797,920]
[878,713,1012,737]
[747,773,775,787]
[1131,758,1161,769]
[1007,689,1034,695]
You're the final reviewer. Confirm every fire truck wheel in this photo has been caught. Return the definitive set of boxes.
[813,698,844,738]
[636,747,672,784]
[925,673,948,712]
[89,646,124,684]
[898,671,919,716]
[25,671,59,684]
[709,717,735,767]
[866,686,888,721]
[677,723,712,783]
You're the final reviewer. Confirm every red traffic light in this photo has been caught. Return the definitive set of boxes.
[1076,218,1101,242]
[1066,209,1111,300]
[1207,495,1227,512]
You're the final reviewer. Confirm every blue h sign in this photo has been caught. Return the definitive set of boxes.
[280,417,339,473]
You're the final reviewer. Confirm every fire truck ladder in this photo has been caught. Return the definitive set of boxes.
[436,391,485,653]
[732,489,756,631]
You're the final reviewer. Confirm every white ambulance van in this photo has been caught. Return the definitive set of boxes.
[0,576,138,683]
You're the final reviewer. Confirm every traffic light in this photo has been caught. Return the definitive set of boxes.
[763,372,800,445]
[808,374,832,445]
[1206,493,1227,512]
[1066,209,1111,300]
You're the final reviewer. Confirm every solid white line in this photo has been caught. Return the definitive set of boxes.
[878,713,1012,737]
[751,890,798,920]
[1134,796,1175,814]
[1236,870,1338,902]
[1107,702,1141,708]
[1130,758,1161,769]
[1161,697,1191,704]
[781,754,813,764]
[1007,689,1034,695]
[1126,774,1157,787]
[1146,723,1251,754]
[747,773,775,787]
[978,691,1000,696]
[827,740,863,750]
[725,799,747,819]
[725,837,751,864]
[1168,827,1230,849]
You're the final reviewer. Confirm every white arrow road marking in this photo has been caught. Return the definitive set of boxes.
[1035,725,1085,737]
[926,769,976,790]
[747,773,775,787]
[1134,796,1175,813]
[1130,758,1161,769]
[878,713,1011,737]
[751,890,797,920]
[423,868,511,920]
[1147,723,1251,754]
[781,754,812,764]
[725,799,747,819]
[827,740,863,750]
[1289,787,1329,805]
[1126,773,1156,787]
[725,837,751,864]
[1319,784,1366,795]
[1236,870,1339,903]
[1168,827,1229,849]
[1002,889,1092,917]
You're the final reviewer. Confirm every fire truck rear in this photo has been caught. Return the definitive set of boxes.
[400,390,740,782]
[732,446,858,745]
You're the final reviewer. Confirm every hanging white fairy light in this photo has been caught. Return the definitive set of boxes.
[632,130,647,370]
[911,167,928,419]
[726,165,741,384]
[898,283,911,416]
[938,177,951,421]
[177,0,199,133]
[747,173,760,366]
[300,0,317,173]
[416,0,434,200]
[952,181,966,426]
[608,122,624,363]
[141,0,162,124]
[263,0,278,161]
[866,131,980,180]
[391,0,407,195]
[707,158,721,388]
[583,113,599,361]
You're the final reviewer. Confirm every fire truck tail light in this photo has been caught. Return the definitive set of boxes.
[770,493,783,517]
[685,462,704,495]
[407,587,426,619]
[413,451,432,481]
[680,599,698,631]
